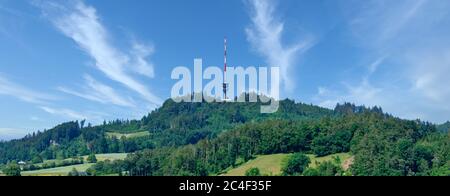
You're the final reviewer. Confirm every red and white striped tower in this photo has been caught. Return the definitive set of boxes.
[223,37,228,100]
[224,37,227,72]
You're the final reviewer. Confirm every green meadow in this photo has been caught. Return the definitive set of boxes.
[222,153,352,176]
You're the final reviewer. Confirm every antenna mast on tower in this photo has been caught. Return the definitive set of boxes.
[223,37,229,101]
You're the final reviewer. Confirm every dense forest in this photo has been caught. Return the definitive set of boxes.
[89,112,448,176]
[0,95,448,176]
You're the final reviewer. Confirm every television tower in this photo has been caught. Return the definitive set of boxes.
[223,37,229,101]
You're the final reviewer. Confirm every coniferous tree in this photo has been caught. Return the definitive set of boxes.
[87,154,97,163]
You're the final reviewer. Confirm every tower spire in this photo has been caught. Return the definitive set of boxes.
[223,37,229,101]
[224,37,227,73]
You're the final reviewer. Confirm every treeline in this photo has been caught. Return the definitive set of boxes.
[22,158,84,171]
[88,111,449,176]
[0,122,81,163]
[101,119,142,134]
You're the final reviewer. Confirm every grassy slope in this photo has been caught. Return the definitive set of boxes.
[82,153,127,161]
[308,153,351,168]
[22,163,95,176]
[35,153,128,167]
[223,154,289,176]
[22,153,127,176]
[222,153,351,176]
[105,131,150,139]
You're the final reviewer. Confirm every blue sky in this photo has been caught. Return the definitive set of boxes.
[1,0,450,140]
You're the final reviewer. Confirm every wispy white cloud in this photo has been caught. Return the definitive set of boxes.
[30,116,42,121]
[0,73,105,127]
[407,46,450,104]
[348,0,428,47]
[39,106,87,120]
[39,106,108,122]
[367,55,387,75]
[58,74,135,107]
[0,74,56,104]
[245,0,314,92]
[34,0,162,106]
[315,78,383,109]
[316,0,450,123]
[130,42,155,78]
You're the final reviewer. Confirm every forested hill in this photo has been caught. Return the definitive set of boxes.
[0,97,333,164]
[437,121,450,132]
[1,97,448,176]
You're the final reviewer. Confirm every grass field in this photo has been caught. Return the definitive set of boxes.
[36,153,128,167]
[82,153,127,161]
[106,131,149,139]
[22,153,128,176]
[222,153,351,176]
[307,153,352,168]
[22,163,95,176]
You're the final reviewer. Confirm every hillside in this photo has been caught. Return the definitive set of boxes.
[437,121,450,132]
[101,113,448,176]
[0,97,448,176]
[0,96,332,164]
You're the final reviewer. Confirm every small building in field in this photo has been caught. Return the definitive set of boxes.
[18,161,27,170]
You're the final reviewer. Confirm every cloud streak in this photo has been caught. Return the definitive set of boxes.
[315,78,383,109]
[0,74,55,104]
[245,0,314,92]
[58,75,135,107]
[35,0,162,106]
[130,42,156,78]
[349,0,428,47]
[39,106,87,120]
[0,73,107,126]
[39,106,108,122]
[316,0,450,123]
